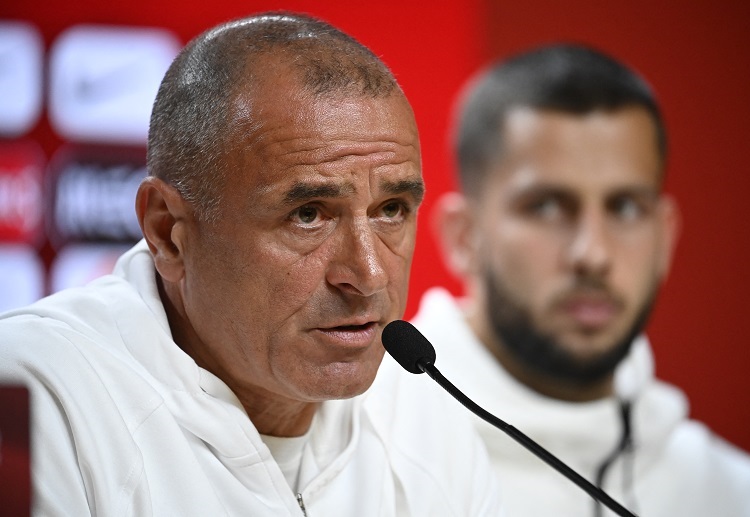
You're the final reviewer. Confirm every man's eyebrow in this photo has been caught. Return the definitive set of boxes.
[381,179,425,205]
[281,179,426,206]
[609,185,661,198]
[282,182,355,206]
[514,184,572,199]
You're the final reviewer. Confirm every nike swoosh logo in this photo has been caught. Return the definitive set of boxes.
[74,58,146,104]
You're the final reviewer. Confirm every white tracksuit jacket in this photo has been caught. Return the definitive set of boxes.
[412,287,750,517]
[0,243,503,516]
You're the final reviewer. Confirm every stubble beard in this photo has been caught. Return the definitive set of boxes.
[482,267,656,387]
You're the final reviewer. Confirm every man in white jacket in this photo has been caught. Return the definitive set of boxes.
[413,44,750,516]
[0,13,502,516]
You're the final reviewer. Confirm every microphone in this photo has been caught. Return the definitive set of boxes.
[381,320,638,517]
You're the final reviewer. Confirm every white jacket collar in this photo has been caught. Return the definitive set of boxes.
[411,287,689,476]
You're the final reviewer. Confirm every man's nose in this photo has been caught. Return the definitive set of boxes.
[565,209,612,277]
[326,217,389,297]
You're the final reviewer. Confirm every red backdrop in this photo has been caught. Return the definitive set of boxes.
[1,0,747,453]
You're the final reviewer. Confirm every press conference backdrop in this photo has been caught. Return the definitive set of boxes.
[0,0,747,453]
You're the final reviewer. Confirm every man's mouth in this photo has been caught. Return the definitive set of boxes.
[334,322,376,331]
[315,321,379,348]
[558,290,622,329]
[565,300,618,327]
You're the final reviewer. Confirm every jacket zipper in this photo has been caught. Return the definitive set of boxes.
[296,493,308,517]
[593,400,635,517]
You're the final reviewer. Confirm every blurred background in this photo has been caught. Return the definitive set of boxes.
[1,0,747,455]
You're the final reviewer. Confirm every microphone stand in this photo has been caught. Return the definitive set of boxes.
[418,359,638,517]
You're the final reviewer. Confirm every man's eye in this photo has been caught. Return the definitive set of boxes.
[382,201,405,219]
[294,205,320,224]
[530,197,564,220]
[610,197,644,221]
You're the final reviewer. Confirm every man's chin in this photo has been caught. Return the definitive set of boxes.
[544,335,634,384]
[557,334,622,361]
[303,360,382,401]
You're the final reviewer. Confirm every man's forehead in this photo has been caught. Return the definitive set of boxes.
[222,58,422,209]
[255,95,418,145]
[487,108,662,192]
[231,58,417,139]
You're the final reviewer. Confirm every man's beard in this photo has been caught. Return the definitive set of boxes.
[483,268,656,386]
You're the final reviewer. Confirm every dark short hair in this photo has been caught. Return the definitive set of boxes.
[147,12,399,222]
[455,44,666,197]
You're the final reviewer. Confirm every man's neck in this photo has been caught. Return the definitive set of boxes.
[236,391,320,437]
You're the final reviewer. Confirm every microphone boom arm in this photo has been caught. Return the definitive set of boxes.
[418,359,638,517]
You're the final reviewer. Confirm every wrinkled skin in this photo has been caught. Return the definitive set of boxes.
[138,63,423,435]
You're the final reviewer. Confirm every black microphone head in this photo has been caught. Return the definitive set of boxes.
[381,320,436,374]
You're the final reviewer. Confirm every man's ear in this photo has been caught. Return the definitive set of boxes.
[431,191,479,280]
[657,193,681,279]
[135,176,190,283]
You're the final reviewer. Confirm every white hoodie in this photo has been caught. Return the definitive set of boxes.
[0,243,503,516]
[412,287,750,517]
